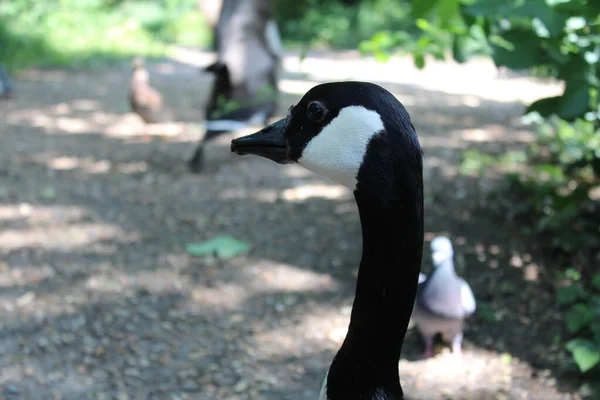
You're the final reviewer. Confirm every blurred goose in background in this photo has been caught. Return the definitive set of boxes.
[412,236,476,358]
[231,81,424,399]
[187,11,282,173]
[0,64,14,99]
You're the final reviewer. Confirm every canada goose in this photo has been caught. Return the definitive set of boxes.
[412,236,476,358]
[0,64,14,100]
[188,15,282,174]
[128,57,170,125]
[231,81,424,399]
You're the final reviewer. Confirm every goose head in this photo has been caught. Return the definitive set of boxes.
[231,81,420,192]
[231,81,424,400]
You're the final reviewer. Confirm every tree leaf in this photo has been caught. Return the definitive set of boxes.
[593,273,600,290]
[185,235,252,259]
[526,96,562,117]
[591,320,600,342]
[532,3,568,37]
[416,19,432,32]
[492,29,545,70]
[452,25,490,63]
[437,0,460,29]
[565,339,600,372]
[466,0,566,36]
[411,0,441,18]
[566,303,595,333]
[566,16,587,31]
[464,0,510,17]
[565,268,581,281]
[558,81,591,120]
[556,283,586,305]
[414,53,426,69]
[374,50,390,62]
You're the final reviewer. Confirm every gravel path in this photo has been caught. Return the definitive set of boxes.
[0,49,580,399]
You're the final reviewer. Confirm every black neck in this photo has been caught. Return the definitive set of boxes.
[325,169,424,399]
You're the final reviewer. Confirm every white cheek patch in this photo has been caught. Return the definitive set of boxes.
[298,106,385,189]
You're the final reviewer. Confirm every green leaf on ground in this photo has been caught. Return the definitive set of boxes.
[185,235,252,259]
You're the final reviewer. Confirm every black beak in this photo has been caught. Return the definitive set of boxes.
[230,118,290,164]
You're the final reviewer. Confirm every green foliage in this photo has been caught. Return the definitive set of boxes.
[559,278,600,374]
[400,10,599,378]
[371,0,600,381]
[500,114,600,253]
[0,0,211,70]
[398,0,600,121]
[405,0,600,204]
[593,273,600,290]
[362,0,599,123]
[567,303,596,334]
[0,0,422,69]
[557,283,586,305]
[274,0,415,49]
[566,339,600,373]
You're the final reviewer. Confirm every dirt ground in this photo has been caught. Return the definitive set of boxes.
[0,49,582,399]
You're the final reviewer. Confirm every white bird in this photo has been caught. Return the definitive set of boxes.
[412,236,476,358]
[231,81,424,400]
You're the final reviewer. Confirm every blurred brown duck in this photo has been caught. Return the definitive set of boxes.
[128,57,170,125]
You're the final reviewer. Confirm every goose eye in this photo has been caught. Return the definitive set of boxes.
[307,101,326,123]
